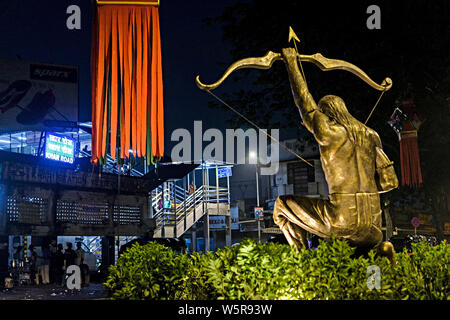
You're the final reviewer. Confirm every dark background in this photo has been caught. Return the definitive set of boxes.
[1,1,448,145]
[0,0,239,147]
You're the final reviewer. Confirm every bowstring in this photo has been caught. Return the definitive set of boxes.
[364,90,386,125]
[205,89,314,167]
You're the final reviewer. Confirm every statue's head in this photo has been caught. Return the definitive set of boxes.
[318,95,349,120]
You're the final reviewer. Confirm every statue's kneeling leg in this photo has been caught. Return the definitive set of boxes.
[273,196,310,250]
[281,221,308,251]
[360,226,396,265]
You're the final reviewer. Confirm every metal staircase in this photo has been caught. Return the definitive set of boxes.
[79,149,232,239]
[152,182,230,238]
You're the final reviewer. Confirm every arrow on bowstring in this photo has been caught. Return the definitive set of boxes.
[288,26,308,91]
[287,26,384,124]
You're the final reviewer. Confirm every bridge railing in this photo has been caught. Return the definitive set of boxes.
[152,184,230,234]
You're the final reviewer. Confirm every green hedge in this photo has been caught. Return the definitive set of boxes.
[104,238,449,300]
[104,241,191,299]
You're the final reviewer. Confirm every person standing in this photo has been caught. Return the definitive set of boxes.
[13,245,23,267]
[74,242,85,266]
[49,240,57,284]
[28,245,38,285]
[75,242,86,285]
[157,197,163,210]
[54,244,65,286]
[39,244,51,285]
[64,243,76,268]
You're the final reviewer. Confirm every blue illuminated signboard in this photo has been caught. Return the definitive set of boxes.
[217,167,232,178]
[44,132,75,164]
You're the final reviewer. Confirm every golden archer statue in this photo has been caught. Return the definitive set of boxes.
[196,32,399,263]
[273,48,398,260]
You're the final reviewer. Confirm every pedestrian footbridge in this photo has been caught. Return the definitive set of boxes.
[151,182,230,238]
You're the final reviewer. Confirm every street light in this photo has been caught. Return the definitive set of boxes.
[249,151,261,243]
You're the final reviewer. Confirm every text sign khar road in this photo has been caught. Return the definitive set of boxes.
[217,167,232,178]
[45,132,75,164]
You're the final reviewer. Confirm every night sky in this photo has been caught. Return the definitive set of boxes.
[0,1,448,156]
[0,0,239,151]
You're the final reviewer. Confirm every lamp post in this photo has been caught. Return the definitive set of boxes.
[250,151,261,243]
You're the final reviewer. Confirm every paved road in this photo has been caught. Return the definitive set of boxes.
[0,283,107,300]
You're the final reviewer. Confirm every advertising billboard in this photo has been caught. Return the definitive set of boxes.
[0,59,78,132]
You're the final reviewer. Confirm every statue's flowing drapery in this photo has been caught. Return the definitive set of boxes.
[91,0,164,164]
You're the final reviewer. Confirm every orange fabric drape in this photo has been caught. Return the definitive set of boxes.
[91,4,164,164]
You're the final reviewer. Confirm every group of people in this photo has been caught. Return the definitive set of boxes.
[13,241,85,286]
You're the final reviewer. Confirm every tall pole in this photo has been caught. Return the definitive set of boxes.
[256,164,260,207]
[193,170,196,221]
[192,169,197,252]
[215,164,219,250]
[216,164,219,212]
[256,164,261,243]
[183,175,187,233]
[226,170,231,246]
[162,182,165,238]
[203,164,210,252]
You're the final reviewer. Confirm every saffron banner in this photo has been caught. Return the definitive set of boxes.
[91,1,163,165]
